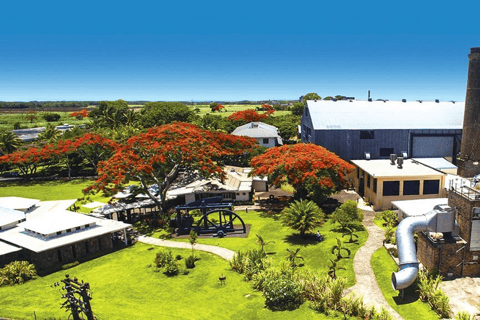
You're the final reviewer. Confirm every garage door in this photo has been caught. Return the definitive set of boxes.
[412,136,454,158]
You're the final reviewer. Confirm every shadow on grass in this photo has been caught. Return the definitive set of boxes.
[283,233,321,246]
[0,178,91,188]
[392,286,421,305]
[258,211,282,221]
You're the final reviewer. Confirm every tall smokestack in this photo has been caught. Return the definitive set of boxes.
[459,47,480,177]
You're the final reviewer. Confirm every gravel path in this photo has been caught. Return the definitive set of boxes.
[346,202,403,320]
[137,235,236,261]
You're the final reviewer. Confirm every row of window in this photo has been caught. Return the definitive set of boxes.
[383,180,439,196]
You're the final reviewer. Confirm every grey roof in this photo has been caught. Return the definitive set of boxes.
[392,198,448,217]
[0,197,40,211]
[19,210,98,235]
[412,158,457,170]
[305,100,464,130]
[232,122,280,138]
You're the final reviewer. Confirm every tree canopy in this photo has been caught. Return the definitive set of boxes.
[250,143,354,203]
[300,93,321,104]
[139,102,197,128]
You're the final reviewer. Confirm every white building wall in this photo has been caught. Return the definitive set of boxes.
[257,138,276,148]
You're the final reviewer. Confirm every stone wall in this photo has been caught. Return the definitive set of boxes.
[448,191,480,249]
[27,234,114,272]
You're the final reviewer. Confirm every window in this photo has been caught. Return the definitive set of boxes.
[76,227,81,230]
[383,181,400,196]
[85,241,90,254]
[380,148,394,157]
[403,180,420,195]
[360,131,374,139]
[98,238,102,250]
[56,231,62,236]
[367,175,371,188]
[357,168,360,179]
[373,178,377,193]
[72,245,77,258]
[57,249,62,262]
[262,138,269,144]
[423,180,440,195]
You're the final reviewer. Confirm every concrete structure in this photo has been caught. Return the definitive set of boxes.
[0,197,40,213]
[12,127,45,142]
[232,122,282,148]
[352,158,447,210]
[0,207,26,231]
[458,48,480,177]
[301,100,463,161]
[393,198,448,221]
[0,203,130,272]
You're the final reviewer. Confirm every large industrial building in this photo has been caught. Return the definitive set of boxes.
[301,99,464,162]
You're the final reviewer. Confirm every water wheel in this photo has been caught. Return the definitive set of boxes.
[196,209,246,234]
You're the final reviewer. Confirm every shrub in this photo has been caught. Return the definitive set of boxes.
[331,200,364,230]
[381,210,398,227]
[416,269,452,318]
[230,248,270,281]
[163,260,179,276]
[0,261,37,286]
[262,275,303,311]
[252,263,293,291]
[42,113,61,122]
[384,226,396,244]
[61,261,80,270]
[154,251,174,268]
[175,254,183,260]
[13,122,21,130]
[455,311,474,320]
[185,255,195,269]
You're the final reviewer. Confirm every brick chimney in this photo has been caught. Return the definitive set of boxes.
[458,48,480,177]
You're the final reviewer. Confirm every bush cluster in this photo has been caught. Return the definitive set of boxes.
[262,275,303,311]
[42,113,61,122]
[230,248,270,281]
[154,251,179,276]
[416,269,452,318]
[0,261,37,286]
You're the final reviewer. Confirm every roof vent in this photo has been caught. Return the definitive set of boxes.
[332,98,337,102]
[390,154,397,165]
[314,99,317,102]
[397,157,404,169]
[401,151,408,158]
[402,99,407,103]
[451,100,456,104]
[435,99,440,103]
[417,100,423,103]
[364,152,371,160]
[368,98,372,102]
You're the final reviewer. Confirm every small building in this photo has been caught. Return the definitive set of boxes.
[232,122,283,148]
[0,207,26,231]
[0,209,130,272]
[301,100,464,161]
[352,158,447,210]
[392,198,448,222]
[12,127,45,142]
[0,197,41,213]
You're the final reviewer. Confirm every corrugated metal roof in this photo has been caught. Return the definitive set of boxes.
[232,122,280,138]
[412,158,457,170]
[305,100,464,130]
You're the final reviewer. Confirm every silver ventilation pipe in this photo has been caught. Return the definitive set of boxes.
[391,205,458,290]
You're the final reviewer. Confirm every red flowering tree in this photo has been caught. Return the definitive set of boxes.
[0,134,118,176]
[70,109,89,119]
[228,109,268,122]
[212,104,225,112]
[250,143,354,203]
[261,104,275,115]
[86,122,258,213]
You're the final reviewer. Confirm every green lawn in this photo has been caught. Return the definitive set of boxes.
[0,243,337,319]
[371,247,439,320]
[188,104,291,118]
[0,111,90,131]
[163,211,368,288]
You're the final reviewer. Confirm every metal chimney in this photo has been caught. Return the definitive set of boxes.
[459,47,480,177]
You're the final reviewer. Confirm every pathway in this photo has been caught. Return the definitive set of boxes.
[346,199,403,320]
[137,235,236,261]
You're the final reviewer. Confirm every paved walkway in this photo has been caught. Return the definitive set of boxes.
[137,235,236,261]
[346,199,403,320]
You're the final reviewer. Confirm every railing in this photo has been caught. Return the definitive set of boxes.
[449,178,480,200]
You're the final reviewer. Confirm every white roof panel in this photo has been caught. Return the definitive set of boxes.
[0,197,40,211]
[306,100,464,130]
[18,210,98,235]
[0,241,22,255]
[392,198,448,217]
[412,158,457,170]
[352,159,444,177]
[0,207,25,227]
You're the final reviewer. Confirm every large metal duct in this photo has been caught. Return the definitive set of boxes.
[391,205,458,290]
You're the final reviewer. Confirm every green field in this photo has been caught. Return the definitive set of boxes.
[0,111,90,131]
[187,104,292,118]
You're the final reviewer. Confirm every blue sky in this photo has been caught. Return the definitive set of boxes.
[1,0,479,102]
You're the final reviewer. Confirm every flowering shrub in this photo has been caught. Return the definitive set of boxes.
[262,275,303,311]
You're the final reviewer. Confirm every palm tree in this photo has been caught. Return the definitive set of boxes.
[341,227,359,243]
[0,131,21,154]
[255,234,275,252]
[328,259,345,280]
[37,125,61,142]
[281,199,325,238]
[286,248,304,268]
[331,238,351,260]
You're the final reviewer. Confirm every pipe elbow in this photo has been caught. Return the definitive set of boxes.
[391,264,419,290]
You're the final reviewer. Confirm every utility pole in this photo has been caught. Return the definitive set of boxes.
[54,274,94,320]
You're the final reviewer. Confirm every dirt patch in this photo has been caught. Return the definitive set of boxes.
[440,277,480,318]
